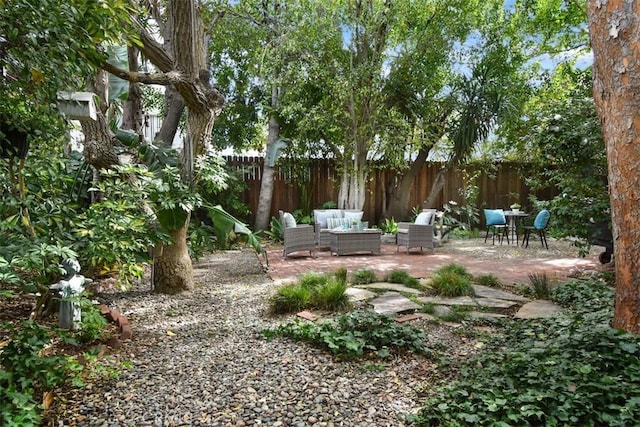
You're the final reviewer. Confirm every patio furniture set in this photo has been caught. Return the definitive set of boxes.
[483,208,551,248]
[279,208,437,258]
[279,206,551,259]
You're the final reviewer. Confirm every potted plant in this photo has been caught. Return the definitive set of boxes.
[379,218,399,243]
[510,203,521,213]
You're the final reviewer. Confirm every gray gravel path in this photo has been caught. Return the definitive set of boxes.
[49,250,478,427]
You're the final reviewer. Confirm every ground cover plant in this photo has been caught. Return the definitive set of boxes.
[263,310,431,360]
[269,271,350,314]
[408,276,640,426]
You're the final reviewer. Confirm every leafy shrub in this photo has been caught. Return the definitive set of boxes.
[264,310,430,360]
[430,264,474,297]
[379,218,399,234]
[385,270,420,289]
[409,277,640,426]
[0,321,81,426]
[75,297,109,344]
[474,273,502,287]
[351,269,377,285]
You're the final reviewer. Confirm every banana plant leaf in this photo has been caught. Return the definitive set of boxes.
[206,204,267,266]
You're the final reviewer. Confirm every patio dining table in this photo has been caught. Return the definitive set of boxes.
[504,210,530,246]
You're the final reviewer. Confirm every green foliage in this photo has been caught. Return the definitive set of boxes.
[321,201,338,209]
[264,216,284,242]
[527,272,554,299]
[351,269,378,285]
[430,264,474,297]
[269,272,350,314]
[379,218,399,234]
[474,273,502,288]
[263,311,430,360]
[334,268,347,286]
[515,66,609,247]
[75,298,109,344]
[385,270,420,289]
[205,205,265,256]
[410,278,640,426]
[0,321,77,426]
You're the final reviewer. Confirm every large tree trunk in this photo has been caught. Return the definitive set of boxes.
[588,0,640,334]
[385,148,430,220]
[254,85,281,232]
[153,220,193,294]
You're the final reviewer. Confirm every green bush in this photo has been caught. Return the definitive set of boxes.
[409,278,640,426]
[312,280,350,312]
[430,264,474,297]
[385,270,420,289]
[351,269,377,285]
[264,310,431,360]
[0,321,80,426]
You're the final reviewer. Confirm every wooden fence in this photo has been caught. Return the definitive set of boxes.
[224,156,555,227]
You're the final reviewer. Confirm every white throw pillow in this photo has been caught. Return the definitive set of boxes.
[326,217,344,229]
[282,212,297,228]
[343,211,363,222]
[415,211,432,225]
[314,210,332,228]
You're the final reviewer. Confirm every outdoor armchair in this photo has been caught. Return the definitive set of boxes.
[522,209,551,249]
[279,210,315,258]
[396,209,436,254]
[484,209,509,245]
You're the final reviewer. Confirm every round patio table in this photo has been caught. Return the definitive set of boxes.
[504,211,530,246]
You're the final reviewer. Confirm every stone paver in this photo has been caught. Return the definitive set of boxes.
[369,291,421,315]
[514,300,563,319]
[472,284,531,302]
[345,287,377,302]
[357,282,424,294]
[417,295,477,306]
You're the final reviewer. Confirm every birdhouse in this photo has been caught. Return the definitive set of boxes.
[57,91,98,121]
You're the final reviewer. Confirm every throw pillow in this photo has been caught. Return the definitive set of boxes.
[314,210,332,228]
[414,211,432,225]
[282,212,297,228]
[343,211,363,222]
[326,217,345,229]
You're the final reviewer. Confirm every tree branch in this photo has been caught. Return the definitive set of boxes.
[101,61,181,85]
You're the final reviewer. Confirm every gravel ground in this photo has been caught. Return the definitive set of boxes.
[46,250,482,427]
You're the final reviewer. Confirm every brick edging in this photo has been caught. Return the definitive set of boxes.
[98,304,132,349]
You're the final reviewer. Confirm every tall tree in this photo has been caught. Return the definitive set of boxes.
[587,1,640,334]
[103,1,224,294]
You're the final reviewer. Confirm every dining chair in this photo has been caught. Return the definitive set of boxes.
[522,209,551,249]
[483,209,509,245]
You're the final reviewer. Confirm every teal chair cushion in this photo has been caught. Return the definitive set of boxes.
[533,210,550,229]
[484,209,506,226]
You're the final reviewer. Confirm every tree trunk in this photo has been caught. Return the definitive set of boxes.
[254,85,281,232]
[122,46,143,134]
[153,220,193,294]
[385,148,430,220]
[588,0,640,334]
[156,85,185,147]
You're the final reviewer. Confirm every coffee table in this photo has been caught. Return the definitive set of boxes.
[328,229,382,256]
